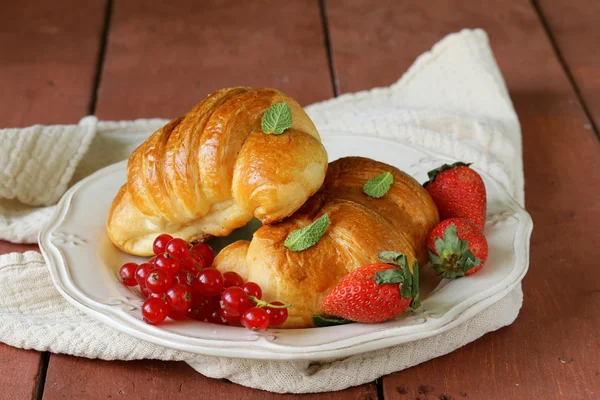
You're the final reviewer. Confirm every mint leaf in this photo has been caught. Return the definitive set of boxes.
[313,315,353,327]
[363,172,394,198]
[284,214,330,252]
[261,102,293,134]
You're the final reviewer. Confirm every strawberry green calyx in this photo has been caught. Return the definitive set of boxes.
[429,224,482,279]
[376,251,421,310]
[312,315,353,327]
[424,161,472,186]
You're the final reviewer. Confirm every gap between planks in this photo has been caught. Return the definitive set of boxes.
[37,0,114,398]
[531,0,600,142]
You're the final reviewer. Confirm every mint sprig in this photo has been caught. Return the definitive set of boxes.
[363,171,394,198]
[284,214,330,252]
[261,102,293,134]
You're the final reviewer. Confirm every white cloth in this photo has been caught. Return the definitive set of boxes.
[0,29,525,393]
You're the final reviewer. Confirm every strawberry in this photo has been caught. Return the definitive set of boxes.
[321,252,420,324]
[424,162,487,231]
[427,218,488,278]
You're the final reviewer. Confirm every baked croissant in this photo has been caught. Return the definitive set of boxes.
[107,87,328,256]
[214,157,440,328]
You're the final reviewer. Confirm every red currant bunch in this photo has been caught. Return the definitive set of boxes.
[117,234,291,330]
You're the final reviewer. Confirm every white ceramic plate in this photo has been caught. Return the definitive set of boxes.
[39,135,532,361]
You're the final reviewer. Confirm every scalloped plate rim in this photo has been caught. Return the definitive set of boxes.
[39,136,532,361]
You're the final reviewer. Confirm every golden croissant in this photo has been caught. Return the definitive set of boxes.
[214,157,440,328]
[107,87,328,256]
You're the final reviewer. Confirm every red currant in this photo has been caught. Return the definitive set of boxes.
[265,302,289,327]
[221,286,251,317]
[145,268,172,294]
[172,270,194,287]
[219,308,242,326]
[149,255,158,266]
[206,309,225,325]
[149,292,166,301]
[191,268,224,297]
[140,286,152,298]
[189,253,207,269]
[153,233,173,255]
[188,296,219,321]
[119,262,138,286]
[190,243,214,267]
[179,256,201,273]
[223,271,244,288]
[241,307,270,331]
[142,298,168,325]
[243,282,262,299]
[165,238,190,260]
[168,308,188,321]
[135,263,153,287]
[165,284,193,312]
[154,254,180,276]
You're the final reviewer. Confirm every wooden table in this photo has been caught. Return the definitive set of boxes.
[1,1,599,398]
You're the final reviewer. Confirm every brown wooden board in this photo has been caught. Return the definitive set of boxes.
[325,0,600,399]
[0,1,107,399]
[43,355,377,400]
[42,0,378,398]
[536,0,600,133]
[94,0,333,121]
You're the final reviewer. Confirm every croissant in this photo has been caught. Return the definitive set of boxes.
[214,157,439,328]
[107,87,328,256]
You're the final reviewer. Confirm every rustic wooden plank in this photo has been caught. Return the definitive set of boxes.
[94,0,333,120]
[0,0,107,128]
[0,1,107,399]
[43,355,377,400]
[536,0,600,133]
[43,1,378,398]
[325,0,600,399]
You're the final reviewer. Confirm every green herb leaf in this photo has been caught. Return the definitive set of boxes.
[284,214,330,252]
[313,315,353,327]
[363,172,394,198]
[375,269,405,285]
[261,102,293,134]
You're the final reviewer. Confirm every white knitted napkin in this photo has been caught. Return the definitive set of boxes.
[0,29,525,393]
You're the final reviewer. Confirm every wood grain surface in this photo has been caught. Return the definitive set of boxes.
[2,0,600,398]
[41,1,376,399]
[43,355,377,400]
[325,0,600,399]
[94,0,333,120]
[0,1,107,399]
[537,0,600,132]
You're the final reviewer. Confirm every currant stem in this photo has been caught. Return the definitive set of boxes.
[248,296,292,308]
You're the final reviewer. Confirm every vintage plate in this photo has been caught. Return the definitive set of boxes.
[39,135,532,361]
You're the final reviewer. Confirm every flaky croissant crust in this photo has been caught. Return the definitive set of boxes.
[214,157,440,328]
[107,87,328,256]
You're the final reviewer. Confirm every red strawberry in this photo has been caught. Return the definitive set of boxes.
[321,252,420,324]
[424,162,487,231]
[427,218,488,278]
